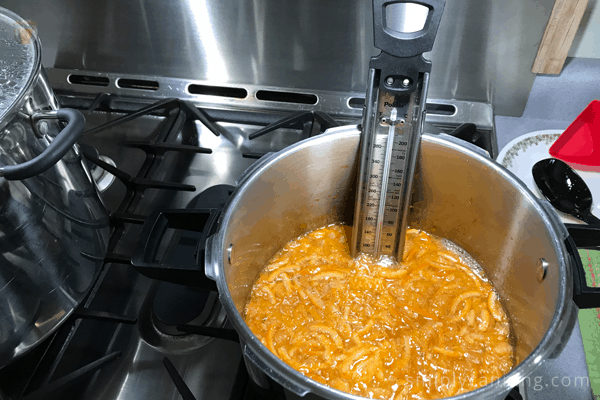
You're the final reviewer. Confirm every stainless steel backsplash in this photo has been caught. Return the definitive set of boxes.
[3,0,553,117]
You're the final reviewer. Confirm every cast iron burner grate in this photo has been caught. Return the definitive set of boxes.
[242,110,341,159]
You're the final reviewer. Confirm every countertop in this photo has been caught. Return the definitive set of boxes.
[496,57,600,151]
[495,57,599,400]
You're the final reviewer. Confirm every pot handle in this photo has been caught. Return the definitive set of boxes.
[564,224,600,309]
[538,203,600,308]
[435,133,491,158]
[0,109,85,180]
[130,208,220,291]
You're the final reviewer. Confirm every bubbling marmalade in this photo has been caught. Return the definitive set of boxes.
[244,225,513,399]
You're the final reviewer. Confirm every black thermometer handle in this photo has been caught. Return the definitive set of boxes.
[372,0,446,58]
[370,0,446,94]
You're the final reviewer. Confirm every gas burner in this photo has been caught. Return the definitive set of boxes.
[151,283,218,336]
[90,155,116,192]
[80,144,116,193]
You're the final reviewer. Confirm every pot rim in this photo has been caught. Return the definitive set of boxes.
[0,7,42,131]
[212,125,575,399]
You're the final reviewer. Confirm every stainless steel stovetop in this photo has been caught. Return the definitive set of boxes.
[0,72,590,400]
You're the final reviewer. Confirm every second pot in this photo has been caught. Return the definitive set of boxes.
[0,7,110,368]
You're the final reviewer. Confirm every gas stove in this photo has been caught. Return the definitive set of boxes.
[0,69,580,400]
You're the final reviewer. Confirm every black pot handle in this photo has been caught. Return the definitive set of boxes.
[0,108,86,180]
[565,224,600,308]
[130,208,220,291]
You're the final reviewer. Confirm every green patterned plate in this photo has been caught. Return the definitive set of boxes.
[497,130,600,224]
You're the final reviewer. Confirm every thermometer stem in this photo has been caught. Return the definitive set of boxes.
[374,109,398,257]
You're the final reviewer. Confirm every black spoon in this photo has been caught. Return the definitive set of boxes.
[532,158,600,224]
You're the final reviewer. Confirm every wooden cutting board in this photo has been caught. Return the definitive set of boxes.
[532,0,589,74]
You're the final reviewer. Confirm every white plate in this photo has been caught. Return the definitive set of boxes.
[496,129,600,224]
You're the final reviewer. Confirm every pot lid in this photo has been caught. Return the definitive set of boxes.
[0,7,40,126]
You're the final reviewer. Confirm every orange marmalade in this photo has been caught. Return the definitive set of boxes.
[244,225,513,399]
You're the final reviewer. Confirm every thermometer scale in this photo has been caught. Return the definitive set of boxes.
[351,0,445,261]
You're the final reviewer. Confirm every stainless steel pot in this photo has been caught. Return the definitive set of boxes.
[0,8,109,367]
[205,125,581,400]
